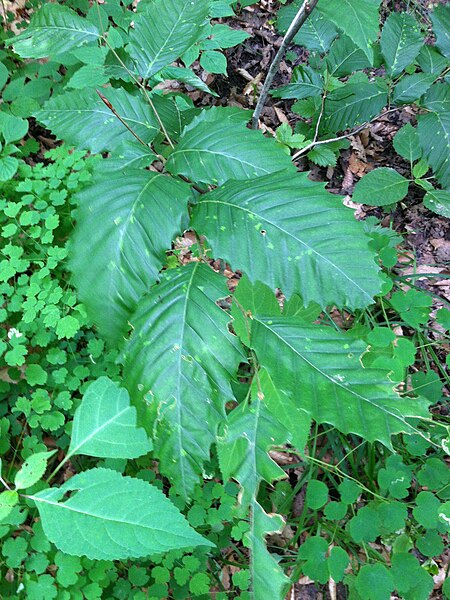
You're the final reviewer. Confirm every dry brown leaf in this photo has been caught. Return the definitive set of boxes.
[343,196,366,220]
[348,153,370,178]
[274,106,289,124]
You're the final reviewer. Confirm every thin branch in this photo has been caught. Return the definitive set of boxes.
[251,0,319,129]
[95,0,174,149]
[101,34,175,149]
[0,475,11,491]
[292,107,400,161]
[96,89,149,148]
[312,85,327,145]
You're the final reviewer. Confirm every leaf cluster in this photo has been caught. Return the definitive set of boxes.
[1,0,449,598]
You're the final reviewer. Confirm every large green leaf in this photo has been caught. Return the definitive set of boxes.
[277,3,337,52]
[423,189,450,218]
[129,0,210,79]
[249,503,291,600]
[416,45,448,75]
[192,172,381,309]
[7,4,99,59]
[30,468,213,559]
[36,88,159,153]
[70,170,191,343]
[231,276,280,346]
[327,36,371,77]
[102,141,157,171]
[321,79,387,133]
[318,0,381,61]
[417,111,450,189]
[393,124,421,163]
[251,317,431,446]
[352,167,409,206]
[380,12,424,77]
[166,108,295,185]
[271,66,323,100]
[392,73,435,105]
[68,377,152,460]
[422,83,450,114]
[218,369,292,600]
[431,4,450,59]
[123,263,243,499]
[150,93,201,142]
[218,372,287,508]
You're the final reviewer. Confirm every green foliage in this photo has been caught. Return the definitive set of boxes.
[129,0,210,80]
[14,451,55,490]
[380,12,424,77]
[193,172,381,308]
[30,468,213,559]
[1,0,449,598]
[124,263,243,498]
[70,170,191,342]
[166,107,295,185]
[67,377,152,459]
[274,1,450,214]
[352,167,410,206]
[251,313,429,445]
[36,88,159,153]
[10,4,100,59]
[318,0,381,61]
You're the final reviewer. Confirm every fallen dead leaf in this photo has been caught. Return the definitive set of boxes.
[274,106,289,124]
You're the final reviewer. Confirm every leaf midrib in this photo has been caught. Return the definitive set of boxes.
[169,148,273,176]
[30,492,187,535]
[38,107,158,132]
[139,0,195,79]
[172,262,199,495]
[106,173,162,316]
[201,197,374,303]
[255,318,418,435]
[21,25,98,38]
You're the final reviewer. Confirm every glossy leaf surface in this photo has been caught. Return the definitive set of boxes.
[31,468,213,559]
[193,172,381,309]
[68,377,152,459]
[166,108,295,185]
[70,169,191,343]
[251,317,431,447]
[129,0,211,79]
[124,263,243,498]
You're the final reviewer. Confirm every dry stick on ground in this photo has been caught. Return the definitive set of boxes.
[251,0,319,129]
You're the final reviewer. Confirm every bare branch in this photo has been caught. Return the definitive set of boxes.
[251,0,319,129]
[291,108,401,161]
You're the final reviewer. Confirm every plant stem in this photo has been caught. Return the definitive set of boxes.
[0,475,11,491]
[96,90,149,148]
[251,0,319,129]
[291,107,400,160]
[95,0,174,149]
[100,34,175,149]
[45,452,73,484]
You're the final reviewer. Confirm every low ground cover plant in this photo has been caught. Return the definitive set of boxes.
[0,0,449,598]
